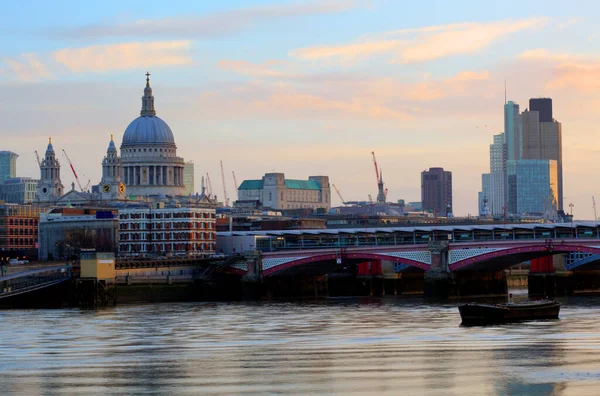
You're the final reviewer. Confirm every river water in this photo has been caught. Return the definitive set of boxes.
[1,293,600,395]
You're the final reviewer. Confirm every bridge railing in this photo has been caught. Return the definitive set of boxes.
[0,265,72,299]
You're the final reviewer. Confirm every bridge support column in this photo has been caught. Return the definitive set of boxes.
[241,251,264,300]
[424,241,454,299]
[529,256,556,297]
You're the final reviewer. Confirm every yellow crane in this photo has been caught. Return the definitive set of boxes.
[332,184,346,205]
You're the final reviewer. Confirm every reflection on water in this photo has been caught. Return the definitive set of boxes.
[1,296,600,395]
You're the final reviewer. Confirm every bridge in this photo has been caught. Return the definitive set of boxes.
[218,221,600,276]
[0,264,72,302]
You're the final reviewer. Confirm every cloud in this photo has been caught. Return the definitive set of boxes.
[0,53,52,82]
[446,70,490,83]
[290,18,548,64]
[217,59,291,78]
[54,1,361,39]
[0,41,193,81]
[53,41,193,73]
[518,49,600,94]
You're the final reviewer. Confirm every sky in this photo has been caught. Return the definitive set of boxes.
[1,0,599,219]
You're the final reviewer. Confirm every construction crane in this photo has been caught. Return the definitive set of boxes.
[83,179,91,192]
[62,149,84,192]
[593,196,598,220]
[232,171,239,200]
[371,151,380,188]
[34,151,41,167]
[220,161,229,207]
[332,184,346,205]
[205,173,213,196]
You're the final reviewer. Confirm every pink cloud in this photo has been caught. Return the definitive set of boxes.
[53,41,193,73]
[290,18,548,64]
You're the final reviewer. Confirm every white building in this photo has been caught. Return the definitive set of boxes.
[119,73,186,196]
[118,206,216,257]
[35,74,194,205]
[238,173,331,211]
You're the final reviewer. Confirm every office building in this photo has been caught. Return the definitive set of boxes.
[506,159,558,217]
[238,173,331,211]
[520,100,563,211]
[504,101,522,162]
[38,208,118,261]
[0,177,39,204]
[530,98,553,123]
[0,203,45,259]
[118,206,216,257]
[421,167,452,216]
[183,161,194,196]
[0,151,18,184]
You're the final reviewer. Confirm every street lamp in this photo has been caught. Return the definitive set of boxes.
[569,203,575,238]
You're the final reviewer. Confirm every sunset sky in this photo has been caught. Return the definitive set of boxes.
[1,0,598,218]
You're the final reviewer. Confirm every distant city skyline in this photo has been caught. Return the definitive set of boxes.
[0,1,598,218]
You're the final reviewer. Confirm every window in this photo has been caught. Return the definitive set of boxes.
[269,191,272,201]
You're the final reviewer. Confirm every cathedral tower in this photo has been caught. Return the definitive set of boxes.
[37,137,64,202]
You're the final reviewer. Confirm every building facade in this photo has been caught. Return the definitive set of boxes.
[183,161,194,196]
[504,101,522,162]
[0,177,39,204]
[507,159,558,217]
[529,98,553,122]
[238,173,331,211]
[421,167,453,216]
[118,206,216,257]
[0,151,18,183]
[0,203,45,259]
[38,208,118,261]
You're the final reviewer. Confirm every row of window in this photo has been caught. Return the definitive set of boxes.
[2,228,37,236]
[123,147,174,154]
[120,232,215,241]
[119,212,215,220]
[0,238,37,246]
[119,222,214,230]
[120,242,216,252]
[6,218,38,226]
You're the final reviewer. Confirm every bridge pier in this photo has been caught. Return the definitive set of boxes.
[425,241,508,299]
[424,241,454,299]
[241,251,264,300]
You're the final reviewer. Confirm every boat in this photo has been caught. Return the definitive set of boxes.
[458,298,560,325]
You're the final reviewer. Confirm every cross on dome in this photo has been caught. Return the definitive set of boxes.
[140,72,156,116]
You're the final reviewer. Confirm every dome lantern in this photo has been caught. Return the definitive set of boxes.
[140,72,156,117]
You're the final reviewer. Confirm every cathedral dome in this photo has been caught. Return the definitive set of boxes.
[122,116,175,147]
[120,73,176,148]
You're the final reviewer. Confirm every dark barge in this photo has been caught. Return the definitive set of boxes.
[459,300,560,325]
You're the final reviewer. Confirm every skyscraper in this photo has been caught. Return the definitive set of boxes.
[489,133,506,215]
[504,101,522,162]
[506,159,558,217]
[529,98,553,123]
[183,161,194,196]
[421,167,452,216]
[520,100,563,211]
[0,151,18,183]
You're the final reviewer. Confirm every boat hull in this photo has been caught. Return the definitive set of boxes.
[459,301,560,325]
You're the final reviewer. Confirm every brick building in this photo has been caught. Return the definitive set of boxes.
[118,206,216,257]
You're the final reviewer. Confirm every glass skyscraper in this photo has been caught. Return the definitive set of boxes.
[0,151,18,183]
[506,159,558,217]
[183,161,194,196]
